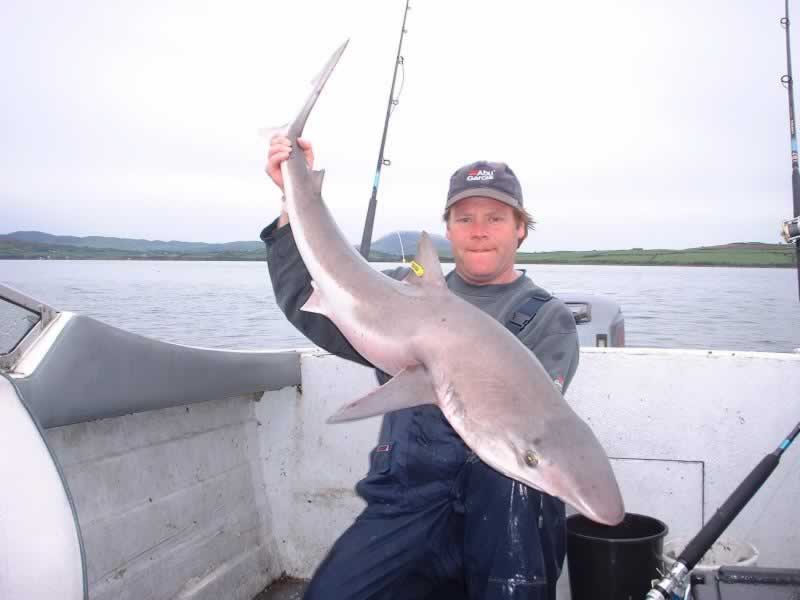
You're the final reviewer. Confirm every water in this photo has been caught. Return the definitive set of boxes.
[1,260,798,353]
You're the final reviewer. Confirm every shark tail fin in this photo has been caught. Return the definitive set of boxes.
[287,40,350,140]
[310,39,350,87]
[403,232,446,287]
[257,124,289,140]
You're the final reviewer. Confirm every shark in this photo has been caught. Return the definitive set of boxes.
[270,40,624,525]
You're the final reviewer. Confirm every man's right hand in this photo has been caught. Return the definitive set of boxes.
[266,135,315,192]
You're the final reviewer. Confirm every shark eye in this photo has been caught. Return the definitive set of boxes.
[524,450,539,467]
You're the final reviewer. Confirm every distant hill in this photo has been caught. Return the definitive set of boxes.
[1,230,452,258]
[370,231,452,260]
[0,236,266,261]
[1,231,263,253]
[0,229,452,261]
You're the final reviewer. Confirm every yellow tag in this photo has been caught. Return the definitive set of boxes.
[409,261,425,277]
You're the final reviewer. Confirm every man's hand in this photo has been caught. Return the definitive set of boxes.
[266,135,315,192]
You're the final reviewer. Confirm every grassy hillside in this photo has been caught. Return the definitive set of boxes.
[0,239,265,261]
[514,243,794,267]
[1,231,262,253]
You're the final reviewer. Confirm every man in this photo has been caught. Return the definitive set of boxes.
[261,135,579,600]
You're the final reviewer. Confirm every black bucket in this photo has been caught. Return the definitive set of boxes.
[566,512,668,600]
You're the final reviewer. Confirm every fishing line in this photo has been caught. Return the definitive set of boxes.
[390,44,407,116]
[392,58,405,114]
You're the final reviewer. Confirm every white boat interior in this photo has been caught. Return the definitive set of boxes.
[1,282,798,600]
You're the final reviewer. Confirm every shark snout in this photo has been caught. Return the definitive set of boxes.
[572,493,625,526]
[554,467,625,526]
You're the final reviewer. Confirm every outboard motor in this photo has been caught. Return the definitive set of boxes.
[558,293,625,348]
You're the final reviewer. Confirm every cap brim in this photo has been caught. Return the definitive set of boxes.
[445,188,522,210]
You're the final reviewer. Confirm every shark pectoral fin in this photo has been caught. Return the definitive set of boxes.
[326,365,436,423]
[404,232,446,287]
[310,169,326,195]
[299,282,329,316]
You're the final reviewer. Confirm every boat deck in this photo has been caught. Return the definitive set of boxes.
[253,577,308,600]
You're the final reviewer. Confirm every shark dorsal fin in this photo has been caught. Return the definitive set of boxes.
[404,232,445,287]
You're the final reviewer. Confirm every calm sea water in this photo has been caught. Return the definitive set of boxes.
[1,260,798,353]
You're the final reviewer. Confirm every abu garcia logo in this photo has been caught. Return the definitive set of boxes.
[466,169,494,182]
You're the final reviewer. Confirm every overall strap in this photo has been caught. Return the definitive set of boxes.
[505,291,552,335]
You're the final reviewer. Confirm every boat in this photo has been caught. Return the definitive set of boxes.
[1,280,798,599]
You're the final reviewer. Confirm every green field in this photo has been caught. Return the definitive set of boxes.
[513,243,794,268]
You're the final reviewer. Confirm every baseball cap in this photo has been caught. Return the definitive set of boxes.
[445,160,523,211]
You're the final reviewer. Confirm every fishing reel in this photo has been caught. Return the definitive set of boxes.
[646,562,690,600]
[782,216,800,244]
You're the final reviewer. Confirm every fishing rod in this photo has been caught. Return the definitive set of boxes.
[780,0,800,300]
[359,0,411,259]
[646,13,800,596]
[646,421,800,599]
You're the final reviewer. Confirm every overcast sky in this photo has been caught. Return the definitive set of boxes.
[1,1,798,251]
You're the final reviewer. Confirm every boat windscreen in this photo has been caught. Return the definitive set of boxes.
[0,296,40,355]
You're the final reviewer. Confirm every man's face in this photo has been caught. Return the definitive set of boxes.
[446,196,525,285]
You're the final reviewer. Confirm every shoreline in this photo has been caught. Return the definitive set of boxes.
[0,256,794,268]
